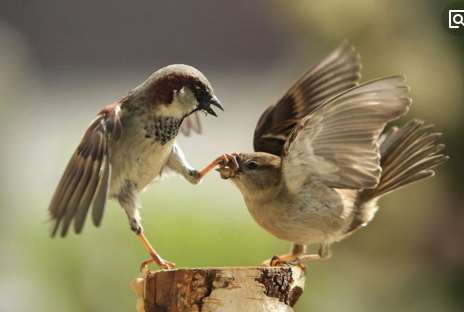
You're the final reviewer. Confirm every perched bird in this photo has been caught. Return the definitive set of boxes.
[217,43,449,264]
[48,64,226,269]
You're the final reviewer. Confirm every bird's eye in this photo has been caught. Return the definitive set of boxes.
[245,161,258,170]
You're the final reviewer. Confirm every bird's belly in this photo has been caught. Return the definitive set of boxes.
[244,192,349,245]
[110,135,174,195]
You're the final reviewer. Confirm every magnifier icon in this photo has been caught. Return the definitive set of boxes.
[449,10,464,28]
[453,13,464,26]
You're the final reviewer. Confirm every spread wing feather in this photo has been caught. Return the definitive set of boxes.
[282,76,411,192]
[49,106,121,237]
[180,112,202,136]
[92,152,111,227]
[254,42,362,156]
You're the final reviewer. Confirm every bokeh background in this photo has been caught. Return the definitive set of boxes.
[1,0,463,311]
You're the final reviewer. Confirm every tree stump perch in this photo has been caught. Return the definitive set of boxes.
[132,266,306,312]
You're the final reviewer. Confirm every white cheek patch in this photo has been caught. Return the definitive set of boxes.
[156,87,198,118]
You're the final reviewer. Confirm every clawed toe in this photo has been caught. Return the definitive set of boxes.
[273,255,300,266]
[135,231,175,272]
[269,255,290,266]
[140,257,176,272]
[263,255,297,267]
[217,153,240,179]
[263,253,325,269]
[198,153,240,178]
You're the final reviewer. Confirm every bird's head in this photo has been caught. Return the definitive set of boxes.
[217,152,282,199]
[128,64,223,119]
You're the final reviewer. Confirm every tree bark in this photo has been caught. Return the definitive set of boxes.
[131,266,305,312]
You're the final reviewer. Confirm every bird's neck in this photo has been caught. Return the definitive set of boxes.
[238,180,283,205]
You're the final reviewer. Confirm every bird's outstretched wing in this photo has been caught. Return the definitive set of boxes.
[254,42,361,156]
[48,103,122,237]
[282,76,411,193]
[180,112,202,136]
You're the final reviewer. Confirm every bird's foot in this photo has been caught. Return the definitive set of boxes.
[263,254,305,269]
[198,153,240,178]
[264,253,326,269]
[218,153,240,168]
[136,230,175,271]
[216,153,241,179]
[140,254,176,272]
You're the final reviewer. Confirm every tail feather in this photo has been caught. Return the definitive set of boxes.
[345,119,448,235]
[364,119,449,200]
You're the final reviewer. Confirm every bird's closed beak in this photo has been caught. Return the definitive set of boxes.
[200,95,223,117]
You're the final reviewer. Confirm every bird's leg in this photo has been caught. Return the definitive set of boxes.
[119,185,175,271]
[136,229,175,271]
[268,244,306,266]
[297,243,332,262]
[131,217,175,271]
[184,152,239,183]
[267,243,331,267]
[166,144,239,184]
[197,153,239,178]
[292,243,307,255]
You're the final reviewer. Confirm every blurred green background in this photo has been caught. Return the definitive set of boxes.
[1,0,463,311]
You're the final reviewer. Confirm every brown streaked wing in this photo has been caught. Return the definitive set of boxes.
[254,41,362,156]
[282,76,411,192]
[91,150,111,227]
[59,128,104,237]
[49,106,120,237]
[73,134,108,233]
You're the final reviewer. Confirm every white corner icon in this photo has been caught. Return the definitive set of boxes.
[449,10,464,29]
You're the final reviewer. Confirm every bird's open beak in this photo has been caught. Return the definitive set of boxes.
[200,95,223,117]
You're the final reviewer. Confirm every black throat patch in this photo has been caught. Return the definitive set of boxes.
[144,116,182,145]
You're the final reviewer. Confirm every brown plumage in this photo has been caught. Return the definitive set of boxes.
[217,43,449,264]
[344,120,449,233]
[49,108,120,236]
[48,64,224,269]
[366,119,447,200]
[254,41,361,156]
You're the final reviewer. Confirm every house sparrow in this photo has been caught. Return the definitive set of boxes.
[48,64,227,269]
[216,43,449,264]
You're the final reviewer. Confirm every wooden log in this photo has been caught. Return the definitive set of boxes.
[131,266,305,312]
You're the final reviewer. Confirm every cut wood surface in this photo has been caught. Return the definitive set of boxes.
[131,266,306,312]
